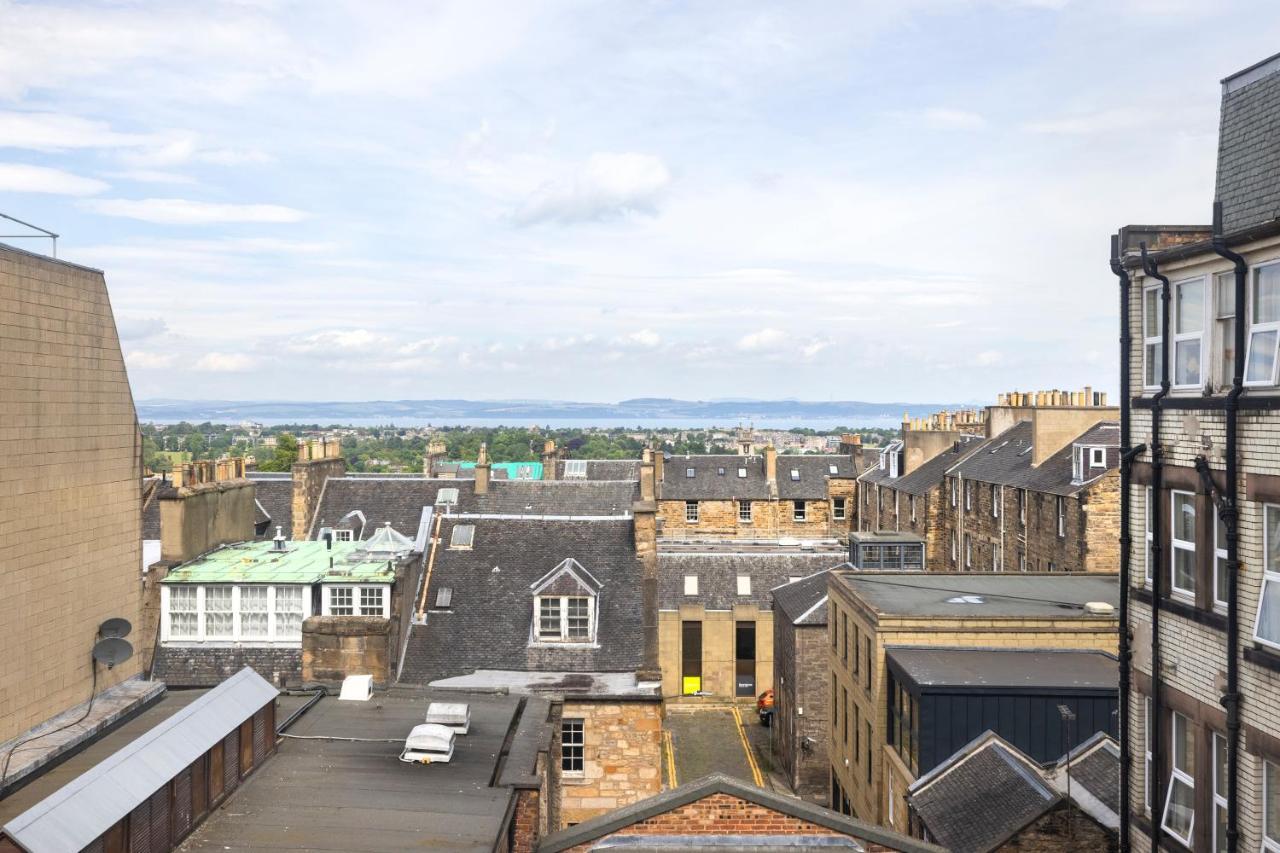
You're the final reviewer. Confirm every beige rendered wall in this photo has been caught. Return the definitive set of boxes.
[0,246,142,742]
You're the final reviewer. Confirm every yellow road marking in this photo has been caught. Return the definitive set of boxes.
[731,705,765,788]
[663,729,677,788]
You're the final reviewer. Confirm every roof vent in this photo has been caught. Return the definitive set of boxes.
[400,724,456,764]
[338,674,373,701]
[946,594,985,605]
[425,702,471,734]
[272,526,287,552]
[1084,601,1115,616]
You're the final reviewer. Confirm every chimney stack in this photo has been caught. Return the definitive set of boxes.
[763,443,778,498]
[541,439,558,480]
[474,442,491,495]
[634,458,660,681]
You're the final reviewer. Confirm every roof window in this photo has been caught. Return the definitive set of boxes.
[449,524,475,549]
[829,464,839,475]
[738,467,747,478]
[434,587,453,608]
[563,460,588,479]
[790,468,800,481]
[436,487,459,506]
[686,467,696,478]
[946,594,984,604]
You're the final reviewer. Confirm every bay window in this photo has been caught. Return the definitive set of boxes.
[1170,490,1196,597]
[328,587,354,615]
[1254,504,1280,648]
[359,587,385,616]
[1144,283,1164,389]
[1246,263,1280,386]
[239,586,269,639]
[274,586,304,639]
[1173,276,1205,388]
[169,586,199,638]
[1160,711,1195,845]
[163,584,314,643]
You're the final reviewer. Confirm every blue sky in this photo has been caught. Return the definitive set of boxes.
[2,0,1278,403]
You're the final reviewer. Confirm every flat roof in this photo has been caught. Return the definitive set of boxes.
[832,572,1119,619]
[430,669,661,699]
[182,688,550,852]
[849,531,925,545]
[162,540,398,584]
[886,647,1119,693]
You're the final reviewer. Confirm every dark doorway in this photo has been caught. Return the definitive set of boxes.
[682,620,703,694]
[735,620,756,697]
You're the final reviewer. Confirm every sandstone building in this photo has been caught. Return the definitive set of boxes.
[1111,51,1280,853]
[772,569,834,801]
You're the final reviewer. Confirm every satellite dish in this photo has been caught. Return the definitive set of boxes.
[92,637,134,669]
[99,618,132,639]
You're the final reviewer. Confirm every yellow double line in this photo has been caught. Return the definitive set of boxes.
[663,729,677,788]
[731,705,765,788]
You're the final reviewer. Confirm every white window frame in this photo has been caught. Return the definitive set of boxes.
[736,575,752,596]
[685,467,696,478]
[685,500,699,523]
[1214,270,1237,390]
[1245,261,1280,387]
[1264,759,1280,852]
[737,467,747,478]
[1145,486,1154,585]
[1170,489,1196,599]
[1212,732,1228,853]
[684,575,698,596]
[793,500,807,522]
[991,545,999,572]
[790,468,801,481]
[161,583,313,645]
[323,583,390,618]
[964,480,972,512]
[1172,275,1206,390]
[1143,282,1164,391]
[991,484,1000,519]
[1254,503,1280,650]
[561,718,585,775]
[1019,488,1026,525]
[738,500,752,523]
[950,477,957,507]
[1089,447,1106,468]
[1214,512,1229,612]
[1145,696,1154,814]
[910,495,916,523]
[333,529,354,542]
[833,496,846,521]
[563,460,588,479]
[1056,495,1066,538]
[1160,711,1195,846]
[534,594,595,643]
[965,534,972,569]
[888,453,898,479]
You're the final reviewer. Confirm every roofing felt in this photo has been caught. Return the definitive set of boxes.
[2,669,278,853]
[182,689,551,853]
[945,421,1119,496]
[659,454,855,501]
[832,572,1119,619]
[771,570,832,626]
[310,477,639,540]
[399,516,644,683]
[537,773,946,853]
[909,732,1060,853]
[658,551,841,610]
[885,647,1118,693]
[161,539,399,584]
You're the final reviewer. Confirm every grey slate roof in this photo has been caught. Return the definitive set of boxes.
[659,454,854,501]
[1217,54,1280,234]
[537,772,945,853]
[1049,732,1120,826]
[310,477,640,540]
[944,421,1119,496]
[400,515,644,683]
[909,732,1061,853]
[885,647,1118,693]
[250,475,293,539]
[658,552,842,610]
[833,572,1119,619]
[2,669,277,853]
[882,434,987,496]
[771,570,832,626]
[556,458,641,480]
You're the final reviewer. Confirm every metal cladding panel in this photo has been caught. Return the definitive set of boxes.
[1,669,278,853]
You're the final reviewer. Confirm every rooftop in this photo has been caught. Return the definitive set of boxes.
[659,453,856,501]
[161,539,402,585]
[182,688,552,853]
[885,647,1118,693]
[945,420,1119,496]
[771,570,832,627]
[831,572,1120,620]
[658,550,842,611]
[849,531,925,544]
[430,669,660,698]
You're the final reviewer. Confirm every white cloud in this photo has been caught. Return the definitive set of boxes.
[117,316,168,341]
[81,197,307,224]
[288,329,388,353]
[1022,109,1138,135]
[0,111,154,150]
[125,350,176,369]
[398,337,457,355]
[623,329,661,348]
[194,352,256,372]
[917,108,987,129]
[514,153,672,225]
[737,328,786,351]
[975,350,1004,366]
[108,169,197,185]
[0,163,107,195]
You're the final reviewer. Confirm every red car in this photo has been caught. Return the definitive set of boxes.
[757,689,774,726]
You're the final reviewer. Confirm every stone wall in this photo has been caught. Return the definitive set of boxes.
[774,617,829,800]
[998,800,1117,852]
[301,615,392,685]
[658,497,842,540]
[0,246,142,742]
[291,456,346,540]
[159,478,255,563]
[658,605,775,699]
[151,645,301,687]
[557,699,663,827]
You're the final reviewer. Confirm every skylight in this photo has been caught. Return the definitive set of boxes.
[946,594,985,604]
[790,469,800,481]
[450,524,475,549]
[434,587,453,608]
[686,467,696,478]
[738,467,747,478]
[829,464,839,475]
[436,487,459,506]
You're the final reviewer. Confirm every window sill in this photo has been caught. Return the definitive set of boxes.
[1131,586,1227,631]
[560,773,589,785]
[1244,644,1280,673]
[529,640,600,649]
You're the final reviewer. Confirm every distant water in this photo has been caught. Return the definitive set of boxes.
[142,415,904,431]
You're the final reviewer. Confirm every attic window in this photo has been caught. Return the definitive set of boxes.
[686,467,696,478]
[450,524,475,549]
[437,488,460,506]
[564,460,588,479]
[434,587,453,608]
[717,467,726,476]
[334,529,354,542]
[536,595,594,643]
[829,464,839,475]
[736,576,752,596]
[684,575,698,596]
[1089,447,1106,468]
[790,468,800,481]
[737,467,747,478]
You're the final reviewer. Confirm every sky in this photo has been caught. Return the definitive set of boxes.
[2,0,1279,404]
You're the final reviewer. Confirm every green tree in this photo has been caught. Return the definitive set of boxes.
[257,433,299,472]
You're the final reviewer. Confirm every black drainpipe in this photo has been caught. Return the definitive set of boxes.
[1110,235,1135,853]
[1208,200,1246,853]
[1140,241,1170,851]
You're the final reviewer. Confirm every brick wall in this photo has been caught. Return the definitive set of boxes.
[557,699,663,827]
[774,617,830,799]
[0,246,142,742]
[511,787,541,853]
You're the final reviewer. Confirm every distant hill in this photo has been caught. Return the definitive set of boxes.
[136,397,970,425]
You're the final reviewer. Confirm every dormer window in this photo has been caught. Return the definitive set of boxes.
[790,468,800,481]
[334,529,354,542]
[737,467,747,478]
[563,460,588,479]
[889,453,898,479]
[437,487,460,506]
[530,558,601,646]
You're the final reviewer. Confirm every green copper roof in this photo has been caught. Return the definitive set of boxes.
[450,460,543,479]
[162,540,398,585]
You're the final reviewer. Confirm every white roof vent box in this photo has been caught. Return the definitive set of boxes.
[400,724,456,764]
[338,674,373,701]
[425,702,470,734]
[1084,601,1116,616]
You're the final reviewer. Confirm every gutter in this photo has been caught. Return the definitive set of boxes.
[1207,200,1247,853]
[1139,241,1171,851]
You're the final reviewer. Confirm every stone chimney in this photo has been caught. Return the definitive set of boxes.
[541,439,558,480]
[292,437,347,540]
[474,442,491,495]
[984,388,1118,466]
[651,443,664,488]
[424,438,447,476]
[634,457,660,681]
[160,457,254,563]
[763,443,778,498]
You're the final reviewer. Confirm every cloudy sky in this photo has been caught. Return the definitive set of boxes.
[2,0,1278,403]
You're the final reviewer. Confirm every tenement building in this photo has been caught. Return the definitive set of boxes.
[772,569,835,802]
[1111,52,1280,853]
[655,445,858,540]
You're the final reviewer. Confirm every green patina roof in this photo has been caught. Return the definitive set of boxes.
[450,460,543,479]
[162,540,398,585]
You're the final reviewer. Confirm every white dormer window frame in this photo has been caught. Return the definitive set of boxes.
[334,529,354,542]
[738,467,747,478]
[685,500,699,523]
[1172,275,1206,390]
[535,594,595,643]
[1090,447,1106,468]
[563,460,588,479]
[1245,261,1280,386]
[888,452,898,479]
[1143,282,1164,391]
[436,487,460,506]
